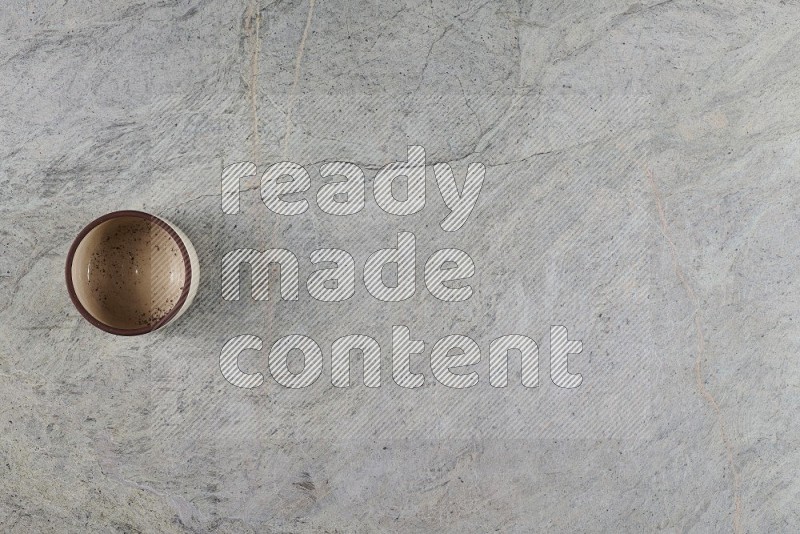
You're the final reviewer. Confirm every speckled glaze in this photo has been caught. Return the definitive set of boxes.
[66,211,200,335]
[3,1,800,532]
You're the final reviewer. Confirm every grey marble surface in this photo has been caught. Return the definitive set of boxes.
[2,0,799,532]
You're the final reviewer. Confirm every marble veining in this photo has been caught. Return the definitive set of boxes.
[1,0,799,532]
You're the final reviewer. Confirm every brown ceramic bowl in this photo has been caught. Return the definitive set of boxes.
[65,210,200,335]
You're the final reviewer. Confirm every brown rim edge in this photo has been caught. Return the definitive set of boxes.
[65,210,193,336]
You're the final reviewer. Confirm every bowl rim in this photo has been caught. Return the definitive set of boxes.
[65,210,193,336]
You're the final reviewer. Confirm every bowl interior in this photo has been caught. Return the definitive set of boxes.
[69,216,187,331]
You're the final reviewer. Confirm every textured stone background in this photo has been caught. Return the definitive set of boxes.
[1,0,799,532]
